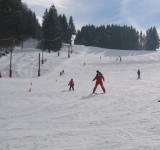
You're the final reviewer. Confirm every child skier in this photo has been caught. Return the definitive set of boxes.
[68,78,74,91]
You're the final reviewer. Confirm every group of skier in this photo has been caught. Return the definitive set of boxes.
[68,69,141,94]
[68,70,106,94]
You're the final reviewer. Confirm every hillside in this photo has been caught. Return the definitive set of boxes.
[0,44,160,150]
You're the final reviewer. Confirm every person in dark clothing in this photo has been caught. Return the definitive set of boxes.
[137,69,140,79]
[62,70,64,74]
[68,78,74,91]
[92,70,105,93]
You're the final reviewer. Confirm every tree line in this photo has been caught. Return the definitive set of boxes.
[39,5,76,51]
[74,24,159,50]
[0,0,76,51]
[0,0,159,51]
[0,0,41,48]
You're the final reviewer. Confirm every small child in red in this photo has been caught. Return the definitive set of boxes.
[68,78,74,91]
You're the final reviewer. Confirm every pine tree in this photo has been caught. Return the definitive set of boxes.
[74,30,82,45]
[139,31,146,50]
[59,14,69,43]
[0,0,22,47]
[0,0,41,48]
[152,27,159,50]
[42,5,62,51]
[68,16,76,44]
[146,27,159,50]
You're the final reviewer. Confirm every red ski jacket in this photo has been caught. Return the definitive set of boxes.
[68,80,74,86]
[93,72,105,83]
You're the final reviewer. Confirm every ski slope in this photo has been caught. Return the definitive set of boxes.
[1,42,160,150]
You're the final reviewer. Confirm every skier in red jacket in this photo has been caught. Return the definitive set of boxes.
[92,70,105,93]
[68,78,74,91]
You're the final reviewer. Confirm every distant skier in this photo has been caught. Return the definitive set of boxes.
[44,58,47,62]
[92,70,105,94]
[137,69,140,79]
[68,78,74,91]
[119,56,122,61]
[62,70,64,74]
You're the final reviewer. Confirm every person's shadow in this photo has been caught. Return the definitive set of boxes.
[62,90,69,92]
[80,93,97,100]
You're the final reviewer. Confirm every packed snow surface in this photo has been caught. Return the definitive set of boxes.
[1,42,160,150]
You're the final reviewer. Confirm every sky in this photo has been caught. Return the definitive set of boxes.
[22,0,160,34]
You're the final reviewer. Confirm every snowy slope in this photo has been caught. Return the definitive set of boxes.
[0,43,160,150]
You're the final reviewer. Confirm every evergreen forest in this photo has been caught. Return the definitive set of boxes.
[0,0,159,51]
[74,25,159,50]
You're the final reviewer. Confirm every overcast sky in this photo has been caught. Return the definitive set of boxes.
[22,0,160,33]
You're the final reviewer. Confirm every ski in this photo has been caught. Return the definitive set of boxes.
[93,93,104,95]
